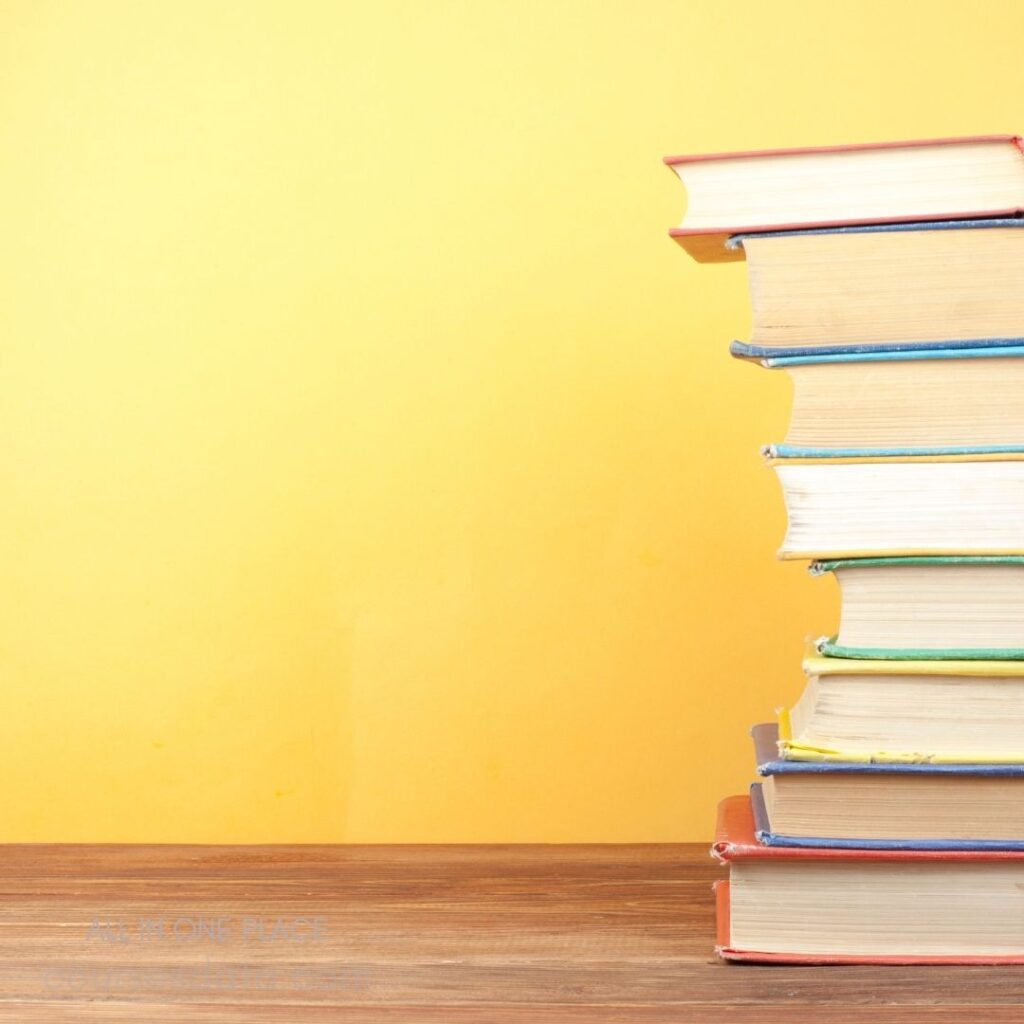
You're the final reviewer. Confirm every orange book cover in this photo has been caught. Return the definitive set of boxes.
[665,135,1024,262]
[714,794,1024,964]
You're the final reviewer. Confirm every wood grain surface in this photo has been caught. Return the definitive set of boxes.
[0,843,1020,1021]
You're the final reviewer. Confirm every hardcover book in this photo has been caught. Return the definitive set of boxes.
[714,793,1024,963]
[778,655,1024,762]
[731,219,1024,350]
[769,453,1024,558]
[752,722,1024,847]
[756,350,1024,455]
[811,556,1024,658]
[665,135,1024,262]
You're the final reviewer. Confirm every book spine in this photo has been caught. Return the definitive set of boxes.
[730,339,1024,365]
[817,637,1024,661]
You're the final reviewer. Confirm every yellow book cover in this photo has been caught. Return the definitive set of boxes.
[777,654,1024,764]
[803,654,1024,679]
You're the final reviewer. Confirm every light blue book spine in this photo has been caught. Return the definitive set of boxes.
[767,444,1024,459]
[731,341,1024,366]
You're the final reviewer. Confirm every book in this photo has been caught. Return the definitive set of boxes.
[714,792,1024,963]
[811,556,1024,658]
[769,454,1024,558]
[665,135,1024,262]
[768,352,1024,455]
[778,655,1024,762]
[749,720,1024,847]
[732,220,1024,351]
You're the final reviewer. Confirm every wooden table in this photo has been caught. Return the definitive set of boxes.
[0,843,1022,1022]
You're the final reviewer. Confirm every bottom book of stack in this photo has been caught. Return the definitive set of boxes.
[714,792,1024,964]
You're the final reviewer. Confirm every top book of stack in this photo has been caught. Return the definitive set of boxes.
[664,135,1024,262]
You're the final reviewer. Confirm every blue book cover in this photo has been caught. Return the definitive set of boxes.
[752,722,1024,777]
[751,724,1024,851]
[765,443,1024,459]
[728,216,1024,367]
[731,339,1024,366]
[749,783,1024,851]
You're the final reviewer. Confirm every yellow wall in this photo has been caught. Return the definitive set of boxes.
[0,0,1016,840]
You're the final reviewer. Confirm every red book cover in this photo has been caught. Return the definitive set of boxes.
[713,795,1024,964]
[664,135,1024,263]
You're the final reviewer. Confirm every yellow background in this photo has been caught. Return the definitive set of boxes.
[0,1,1016,840]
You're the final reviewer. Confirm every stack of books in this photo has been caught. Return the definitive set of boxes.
[666,135,1024,964]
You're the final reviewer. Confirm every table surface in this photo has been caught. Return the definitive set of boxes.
[0,842,1022,1022]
